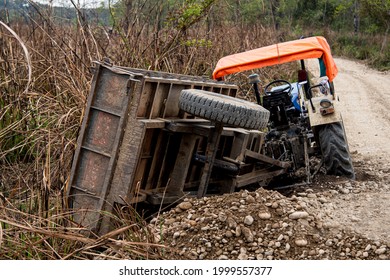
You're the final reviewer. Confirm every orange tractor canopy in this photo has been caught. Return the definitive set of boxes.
[212,36,338,82]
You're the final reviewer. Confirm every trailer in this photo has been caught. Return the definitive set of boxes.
[66,62,276,234]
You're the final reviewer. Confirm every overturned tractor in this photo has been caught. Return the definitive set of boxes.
[67,36,354,234]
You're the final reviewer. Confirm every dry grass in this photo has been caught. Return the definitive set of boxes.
[0,4,292,259]
[0,193,175,259]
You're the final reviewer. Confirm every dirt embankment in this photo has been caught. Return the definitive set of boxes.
[152,58,390,260]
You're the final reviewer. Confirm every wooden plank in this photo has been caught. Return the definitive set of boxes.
[166,122,210,136]
[166,134,199,194]
[150,83,170,119]
[139,119,165,129]
[247,131,265,153]
[168,119,210,124]
[230,131,250,162]
[235,169,286,188]
[164,83,185,117]
[109,79,146,203]
[245,149,291,169]
[155,133,173,190]
[197,122,224,198]
[166,122,248,138]
[110,121,145,202]
[145,130,167,190]
[90,105,122,117]
[95,78,139,228]
[67,64,102,199]
[137,81,157,118]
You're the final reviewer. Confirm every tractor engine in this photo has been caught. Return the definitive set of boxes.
[262,85,309,171]
[264,125,306,170]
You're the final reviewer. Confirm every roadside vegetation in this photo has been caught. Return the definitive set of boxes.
[0,0,388,259]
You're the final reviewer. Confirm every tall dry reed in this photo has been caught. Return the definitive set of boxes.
[0,2,289,259]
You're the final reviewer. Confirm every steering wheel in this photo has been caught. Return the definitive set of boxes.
[264,80,292,96]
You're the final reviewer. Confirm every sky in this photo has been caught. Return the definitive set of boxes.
[32,0,119,8]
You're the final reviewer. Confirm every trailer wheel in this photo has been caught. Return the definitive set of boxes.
[318,122,355,179]
[179,89,270,130]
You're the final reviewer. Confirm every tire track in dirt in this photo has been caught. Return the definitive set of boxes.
[333,58,390,158]
[322,58,390,242]
[308,57,390,244]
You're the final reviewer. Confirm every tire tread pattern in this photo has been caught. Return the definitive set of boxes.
[179,89,270,130]
[318,122,355,179]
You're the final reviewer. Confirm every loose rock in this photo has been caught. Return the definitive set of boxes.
[289,211,309,220]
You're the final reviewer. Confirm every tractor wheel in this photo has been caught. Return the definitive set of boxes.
[318,122,355,179]
[179,89,270,130]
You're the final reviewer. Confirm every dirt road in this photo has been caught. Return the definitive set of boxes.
[314,58,390,242]
[334,58,390,158]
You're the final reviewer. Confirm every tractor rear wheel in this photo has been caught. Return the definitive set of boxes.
[318,122,355,179]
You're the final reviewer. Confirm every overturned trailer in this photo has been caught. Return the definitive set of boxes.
[67,36,354,234]
[66,62,278,234]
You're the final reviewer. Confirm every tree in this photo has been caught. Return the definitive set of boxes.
[360,0,390,52]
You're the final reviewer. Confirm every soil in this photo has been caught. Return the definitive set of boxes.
[318,57,390,241]
[151,58,390,260]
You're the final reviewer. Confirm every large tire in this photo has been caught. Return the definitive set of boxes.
[318,122,355,179]
[179,89,270,130]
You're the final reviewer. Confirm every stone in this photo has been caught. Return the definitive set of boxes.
[289,211,309,220]
[164,218,176,225]
[340,188,350,194]
[178,201,193,210]
[319,197,328,203]
[188,220,197,227]
[244,215,254,225]
[218,212,227,222]
[227,217,237,228]
[246,195,256,203]
[295,237,308,247]
[375,248,386,255]
[271,202,279,209]
[237,253,248,260]
[258,211,271,220]
[351,216,361,222]
[256,254,264,260]
[235,226,242,237]
[241,226,254,242]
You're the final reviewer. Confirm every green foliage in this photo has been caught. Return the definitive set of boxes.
[238,0,268,24]
[332,32,390,71]
[360,0,390,32]
[167,0,215,29]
